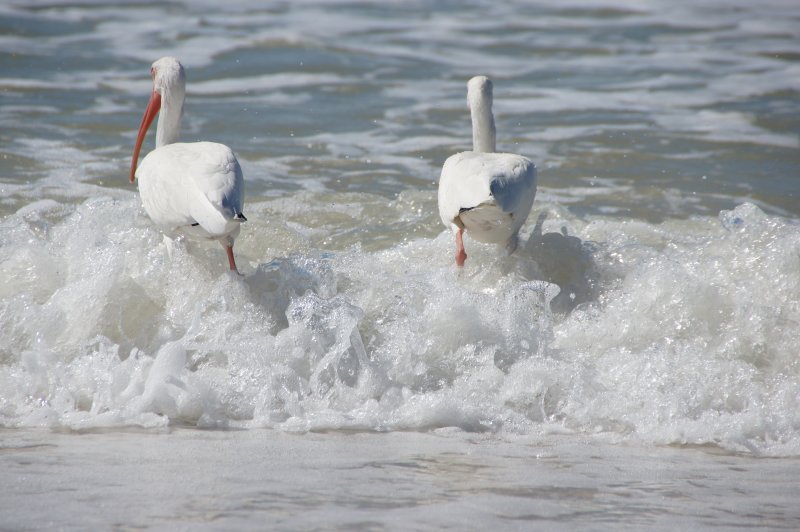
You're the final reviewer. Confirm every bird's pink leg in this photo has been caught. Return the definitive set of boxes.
[455,228,467,267]
[225,244,241,274]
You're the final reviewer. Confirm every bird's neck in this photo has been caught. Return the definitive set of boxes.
[155,91,183,148]
[470,100,496,153]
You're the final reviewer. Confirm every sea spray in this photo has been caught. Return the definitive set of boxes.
[1,196,799,455]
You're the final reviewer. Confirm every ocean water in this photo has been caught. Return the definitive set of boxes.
[1,0,800,529]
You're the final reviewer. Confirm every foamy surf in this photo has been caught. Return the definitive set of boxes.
[1,194,797,456]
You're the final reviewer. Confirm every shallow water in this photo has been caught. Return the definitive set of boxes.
[1,0,799,529]
[3,429,800,531]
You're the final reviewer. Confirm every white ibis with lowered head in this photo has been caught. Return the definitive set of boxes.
[437,76,537,267]
[130,56,246,273]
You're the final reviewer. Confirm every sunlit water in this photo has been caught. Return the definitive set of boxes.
[1,0,799,529]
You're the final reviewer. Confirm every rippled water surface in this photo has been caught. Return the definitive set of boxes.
[1,0,799,529]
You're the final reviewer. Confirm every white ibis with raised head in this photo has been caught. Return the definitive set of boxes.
[437,76,537,267]
[130,56,246,273]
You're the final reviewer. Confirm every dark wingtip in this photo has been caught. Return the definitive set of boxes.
[234,213,247,222]
[489,179,501,198]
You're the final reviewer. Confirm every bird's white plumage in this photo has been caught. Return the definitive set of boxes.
[137,141,244,243]
[438,151,535,248]
[437,76,537,261]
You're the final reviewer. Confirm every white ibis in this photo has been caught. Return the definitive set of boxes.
[130,56,246,273]
[437,76,537,267]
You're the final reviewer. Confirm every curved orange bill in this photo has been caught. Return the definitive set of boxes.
[130,90,161,183]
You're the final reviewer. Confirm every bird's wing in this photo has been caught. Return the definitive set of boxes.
[438,152,492,227]
[185,142,245,235]
[136,142,244,237]
[487,155,536,215]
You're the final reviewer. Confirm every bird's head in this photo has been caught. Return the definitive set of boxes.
[151,56,186,105]
[130,57,186,183]
[467,75,493,110]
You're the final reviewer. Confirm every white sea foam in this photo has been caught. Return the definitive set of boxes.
[1,194,798,456]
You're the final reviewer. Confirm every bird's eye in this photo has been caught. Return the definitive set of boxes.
[150,67,156,79]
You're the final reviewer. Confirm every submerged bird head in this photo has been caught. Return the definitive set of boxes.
[130,57,186,183]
